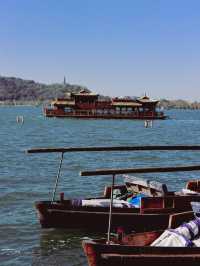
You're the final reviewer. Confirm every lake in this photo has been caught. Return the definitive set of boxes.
[1,107,200,265]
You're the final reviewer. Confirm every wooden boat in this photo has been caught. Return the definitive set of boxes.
[35,195,200,232]
[27,145,200,232]
[83,211,200,266]
[44,91,167,120]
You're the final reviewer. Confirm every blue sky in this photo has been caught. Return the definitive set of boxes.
[0,0,200,100]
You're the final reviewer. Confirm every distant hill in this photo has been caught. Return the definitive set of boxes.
[157,99,200,110]
[0,76,89,104]
[0,75,200,109]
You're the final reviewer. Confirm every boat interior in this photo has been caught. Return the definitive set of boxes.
[36,191,200,215]
[85,211,195,247]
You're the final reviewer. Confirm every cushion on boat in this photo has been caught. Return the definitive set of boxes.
[151,229,192,247]
[81,199,133,208]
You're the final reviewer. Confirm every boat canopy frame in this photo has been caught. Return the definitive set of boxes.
[27,145,200,243]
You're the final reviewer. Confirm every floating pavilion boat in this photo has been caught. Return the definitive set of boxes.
[27,145,200,232]
[82,211,200,266]
[43,90,166,119]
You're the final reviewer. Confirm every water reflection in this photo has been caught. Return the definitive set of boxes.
[32,228,103,266]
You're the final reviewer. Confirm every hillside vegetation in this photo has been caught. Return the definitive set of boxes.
[0,76,199,109]
[157,99,200,110]
[0,76,87,104]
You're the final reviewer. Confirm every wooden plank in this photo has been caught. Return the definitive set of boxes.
[169,211,194,228]
[27,145,200,153]
[140,197,165,210]
[80,165,200,176]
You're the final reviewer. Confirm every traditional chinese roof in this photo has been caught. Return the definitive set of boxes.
[72,89,98,97]
[137,95,158,104]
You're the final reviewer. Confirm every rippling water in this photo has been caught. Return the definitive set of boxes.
[1,107,200,265]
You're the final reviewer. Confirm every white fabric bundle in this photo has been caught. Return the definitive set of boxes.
[151,220,199,247]
[82,199,132,208]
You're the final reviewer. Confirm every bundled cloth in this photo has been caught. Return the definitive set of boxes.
[151,218,200,247]
[81,199,133,208]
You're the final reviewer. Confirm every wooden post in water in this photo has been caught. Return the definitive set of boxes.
[144,120,153,128]
[16,116,24,124]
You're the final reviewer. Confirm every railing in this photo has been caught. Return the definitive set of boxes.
[75,103,96,109]
[44,105,166,119]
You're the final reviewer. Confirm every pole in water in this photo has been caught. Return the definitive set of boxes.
[107,174,115,244]
[16,116,24,123]
[144,120,153,128]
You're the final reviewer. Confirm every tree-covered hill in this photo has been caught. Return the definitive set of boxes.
[0,76,88,103]
[157,99,200,110]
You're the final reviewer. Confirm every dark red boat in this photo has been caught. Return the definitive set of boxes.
[82,211,200,266]
[27,145,200,232]
[35,193,200,232]
[44,90,166,119]
[34,176,175,231]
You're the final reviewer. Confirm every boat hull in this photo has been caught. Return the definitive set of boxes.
[83,212,199,266]
[83,238,200,266]
[35,194,200,231]
[44,112,167,120]
[35,201,170,232]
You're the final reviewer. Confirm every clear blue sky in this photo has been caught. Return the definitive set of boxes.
[0,0,200,100]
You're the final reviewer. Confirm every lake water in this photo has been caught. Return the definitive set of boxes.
[1,107,200,265]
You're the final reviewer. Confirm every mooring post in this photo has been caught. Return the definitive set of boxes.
[16,116,24,123]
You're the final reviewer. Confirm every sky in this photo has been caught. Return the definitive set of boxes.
[0,0,200,100]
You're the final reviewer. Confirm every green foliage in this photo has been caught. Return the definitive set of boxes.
[0,76,89,104]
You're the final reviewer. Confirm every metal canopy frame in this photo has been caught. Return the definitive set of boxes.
[27,145,200,244]
[27,145,200,154]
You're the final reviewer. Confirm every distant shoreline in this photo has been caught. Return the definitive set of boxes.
[0,102,41,107]
[0,76,200,110]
